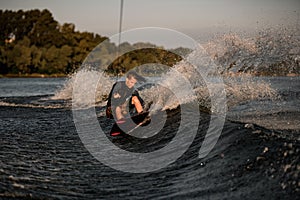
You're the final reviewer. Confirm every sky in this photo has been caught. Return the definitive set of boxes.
[1,0,300,47]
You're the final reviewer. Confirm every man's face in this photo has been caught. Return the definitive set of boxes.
[126,77,137,88]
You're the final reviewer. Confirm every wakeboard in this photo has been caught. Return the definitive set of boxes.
[110,111,151,136]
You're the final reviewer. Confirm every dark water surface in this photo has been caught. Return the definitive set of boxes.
[0,78,66,98]
[0,105,298,199]
[0,77,299,199]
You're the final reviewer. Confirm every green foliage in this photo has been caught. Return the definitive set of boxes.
[0,9,107,75]
[106,48,184,75]
[0,9,191,76]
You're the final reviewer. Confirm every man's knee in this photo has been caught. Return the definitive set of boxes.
[131,96,140,104]
[131,96,143,113]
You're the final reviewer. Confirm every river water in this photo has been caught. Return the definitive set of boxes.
[0,76,299,199]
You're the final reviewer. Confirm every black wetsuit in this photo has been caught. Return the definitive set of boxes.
[106,81,144,118]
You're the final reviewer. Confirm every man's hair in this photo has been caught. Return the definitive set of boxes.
[126,70,146,82]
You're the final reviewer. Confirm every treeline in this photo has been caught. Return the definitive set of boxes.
[106,47,185,75]
[0,9,191,76]
[0,9,106,75]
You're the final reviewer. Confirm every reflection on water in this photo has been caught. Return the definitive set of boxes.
[0,78,66,97]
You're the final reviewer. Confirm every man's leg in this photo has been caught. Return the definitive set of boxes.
[131,96,143,113]
[115,106,124,120]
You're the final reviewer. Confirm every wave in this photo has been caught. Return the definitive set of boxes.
[140,57,278,112]
[203,26,300,75]
[52,69,113,108]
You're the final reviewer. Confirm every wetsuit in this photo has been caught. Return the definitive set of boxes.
[106,81,144,119]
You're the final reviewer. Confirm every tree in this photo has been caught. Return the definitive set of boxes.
[58,45,72,73]
[30,45,42,72]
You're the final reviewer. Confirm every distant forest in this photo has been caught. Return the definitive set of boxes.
[0,9,191,76]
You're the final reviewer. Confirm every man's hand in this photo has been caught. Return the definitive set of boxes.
[113,93,121,98]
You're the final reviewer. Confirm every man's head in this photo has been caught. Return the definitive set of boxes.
[125,71,145,88]
[126,75,137,88]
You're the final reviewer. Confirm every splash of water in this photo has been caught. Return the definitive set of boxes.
[53,27,291,112]
[53,56,278,113]
[52,69,113,108]
[203,26,300,75]
[140,56,278,113]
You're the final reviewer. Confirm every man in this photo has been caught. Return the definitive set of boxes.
[106,71,145,120]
